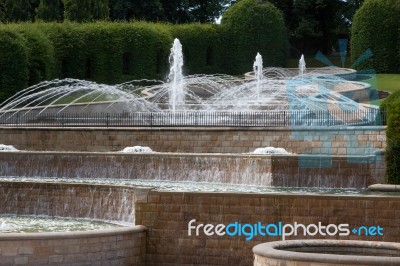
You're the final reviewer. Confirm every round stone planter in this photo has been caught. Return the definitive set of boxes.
[253,240,400,266]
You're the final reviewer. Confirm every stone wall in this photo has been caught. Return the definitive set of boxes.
[135,191,400,265]
[0,126,386,155]
[0,182,146,265]
[0,228,146,266]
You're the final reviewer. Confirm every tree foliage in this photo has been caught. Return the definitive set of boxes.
[35,0,63,22]
[221,0,287,74]
[351,0,400,73]
[380,91,400,183]
[62,0,109,22]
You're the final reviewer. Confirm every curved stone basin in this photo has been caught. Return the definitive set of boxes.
[253,240,400,266]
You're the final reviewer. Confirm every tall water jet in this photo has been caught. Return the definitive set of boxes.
[253,53,263,97]
[168,38,185,112]
[299,54,306,76]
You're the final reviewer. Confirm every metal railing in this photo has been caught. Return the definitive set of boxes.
[0,109,386,127]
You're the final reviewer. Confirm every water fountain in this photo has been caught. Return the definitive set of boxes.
[0,39,379,126]
[253,52,263,98]
[168,38,185,112]
[299,54,306,76]
[0,38,390,265]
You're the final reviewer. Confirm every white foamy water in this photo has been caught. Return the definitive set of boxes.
[0,215,124,233]
[121,146,153,153]
[252,147,291,154]
[0,144,18,151]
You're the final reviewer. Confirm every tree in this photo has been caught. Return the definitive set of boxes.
[221,0,287,73]
[109,0,164,22]
[91,0,109,20]
[0,0,33,22]
[351,0,400,73]
[35,0,63,22]
[266,0,366,56]
[63,0,109,22]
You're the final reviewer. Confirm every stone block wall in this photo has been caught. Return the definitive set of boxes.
[0,228,146,266]
[135,191,400,265]
[0,126,386,155]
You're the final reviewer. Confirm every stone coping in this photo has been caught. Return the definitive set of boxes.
[0,126,386,131]
[146,188,400,199]
[1,180,399,199]
[253,240,400,265]
[0,225,146,240]
[0,150,379,160]
[369,184,400,192]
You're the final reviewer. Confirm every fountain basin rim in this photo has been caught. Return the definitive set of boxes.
[0,225,146,240]
[0,150,381,160]
[369,184,400,192]
[0,125,386,132]
[253,240,400,265]
[1,179,399,199]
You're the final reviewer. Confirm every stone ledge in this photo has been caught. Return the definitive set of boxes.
[253,240,400,266]
[369,184,400,192]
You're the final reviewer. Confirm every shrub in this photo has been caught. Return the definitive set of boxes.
[380,91,400,183]
[0,29,29,102]
[9,23,55,85]
[168,24,222,74]
[221,0,288,74]
[37,23,89,79]
[351,0,400,73]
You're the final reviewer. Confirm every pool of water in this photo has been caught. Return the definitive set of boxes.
[0,176,384,195]
[0,215,125,233]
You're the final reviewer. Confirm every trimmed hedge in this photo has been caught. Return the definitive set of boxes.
[351,0,400,73]
[221,0,288,74]
[0,15,290,102]
[168,24,222,74]
[380,91,400,183]
[0,28,29,102]
[8,24,55,85]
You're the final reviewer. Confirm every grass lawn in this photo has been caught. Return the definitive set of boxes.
[373,74,400,93]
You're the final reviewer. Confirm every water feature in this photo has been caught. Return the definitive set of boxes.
[253,52,263,97]
[121,146,154,153]
[0,215,123,233]
[299,54,306,76]
[168,38,185,112]
[0,144,17,151]
[252,147,290,155]
[0,39,378,126]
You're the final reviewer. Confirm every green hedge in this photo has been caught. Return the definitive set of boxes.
[8,24,55,85]
[221,0,287,74]
[168,24,222,74]
[381,91,400,183]
[351,0,400,73]
[0,28,29,102]
[0,16,289,102]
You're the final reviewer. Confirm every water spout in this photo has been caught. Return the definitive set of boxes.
[299,54,306,76]
[253,53,263,97]
[168,38,185,112]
